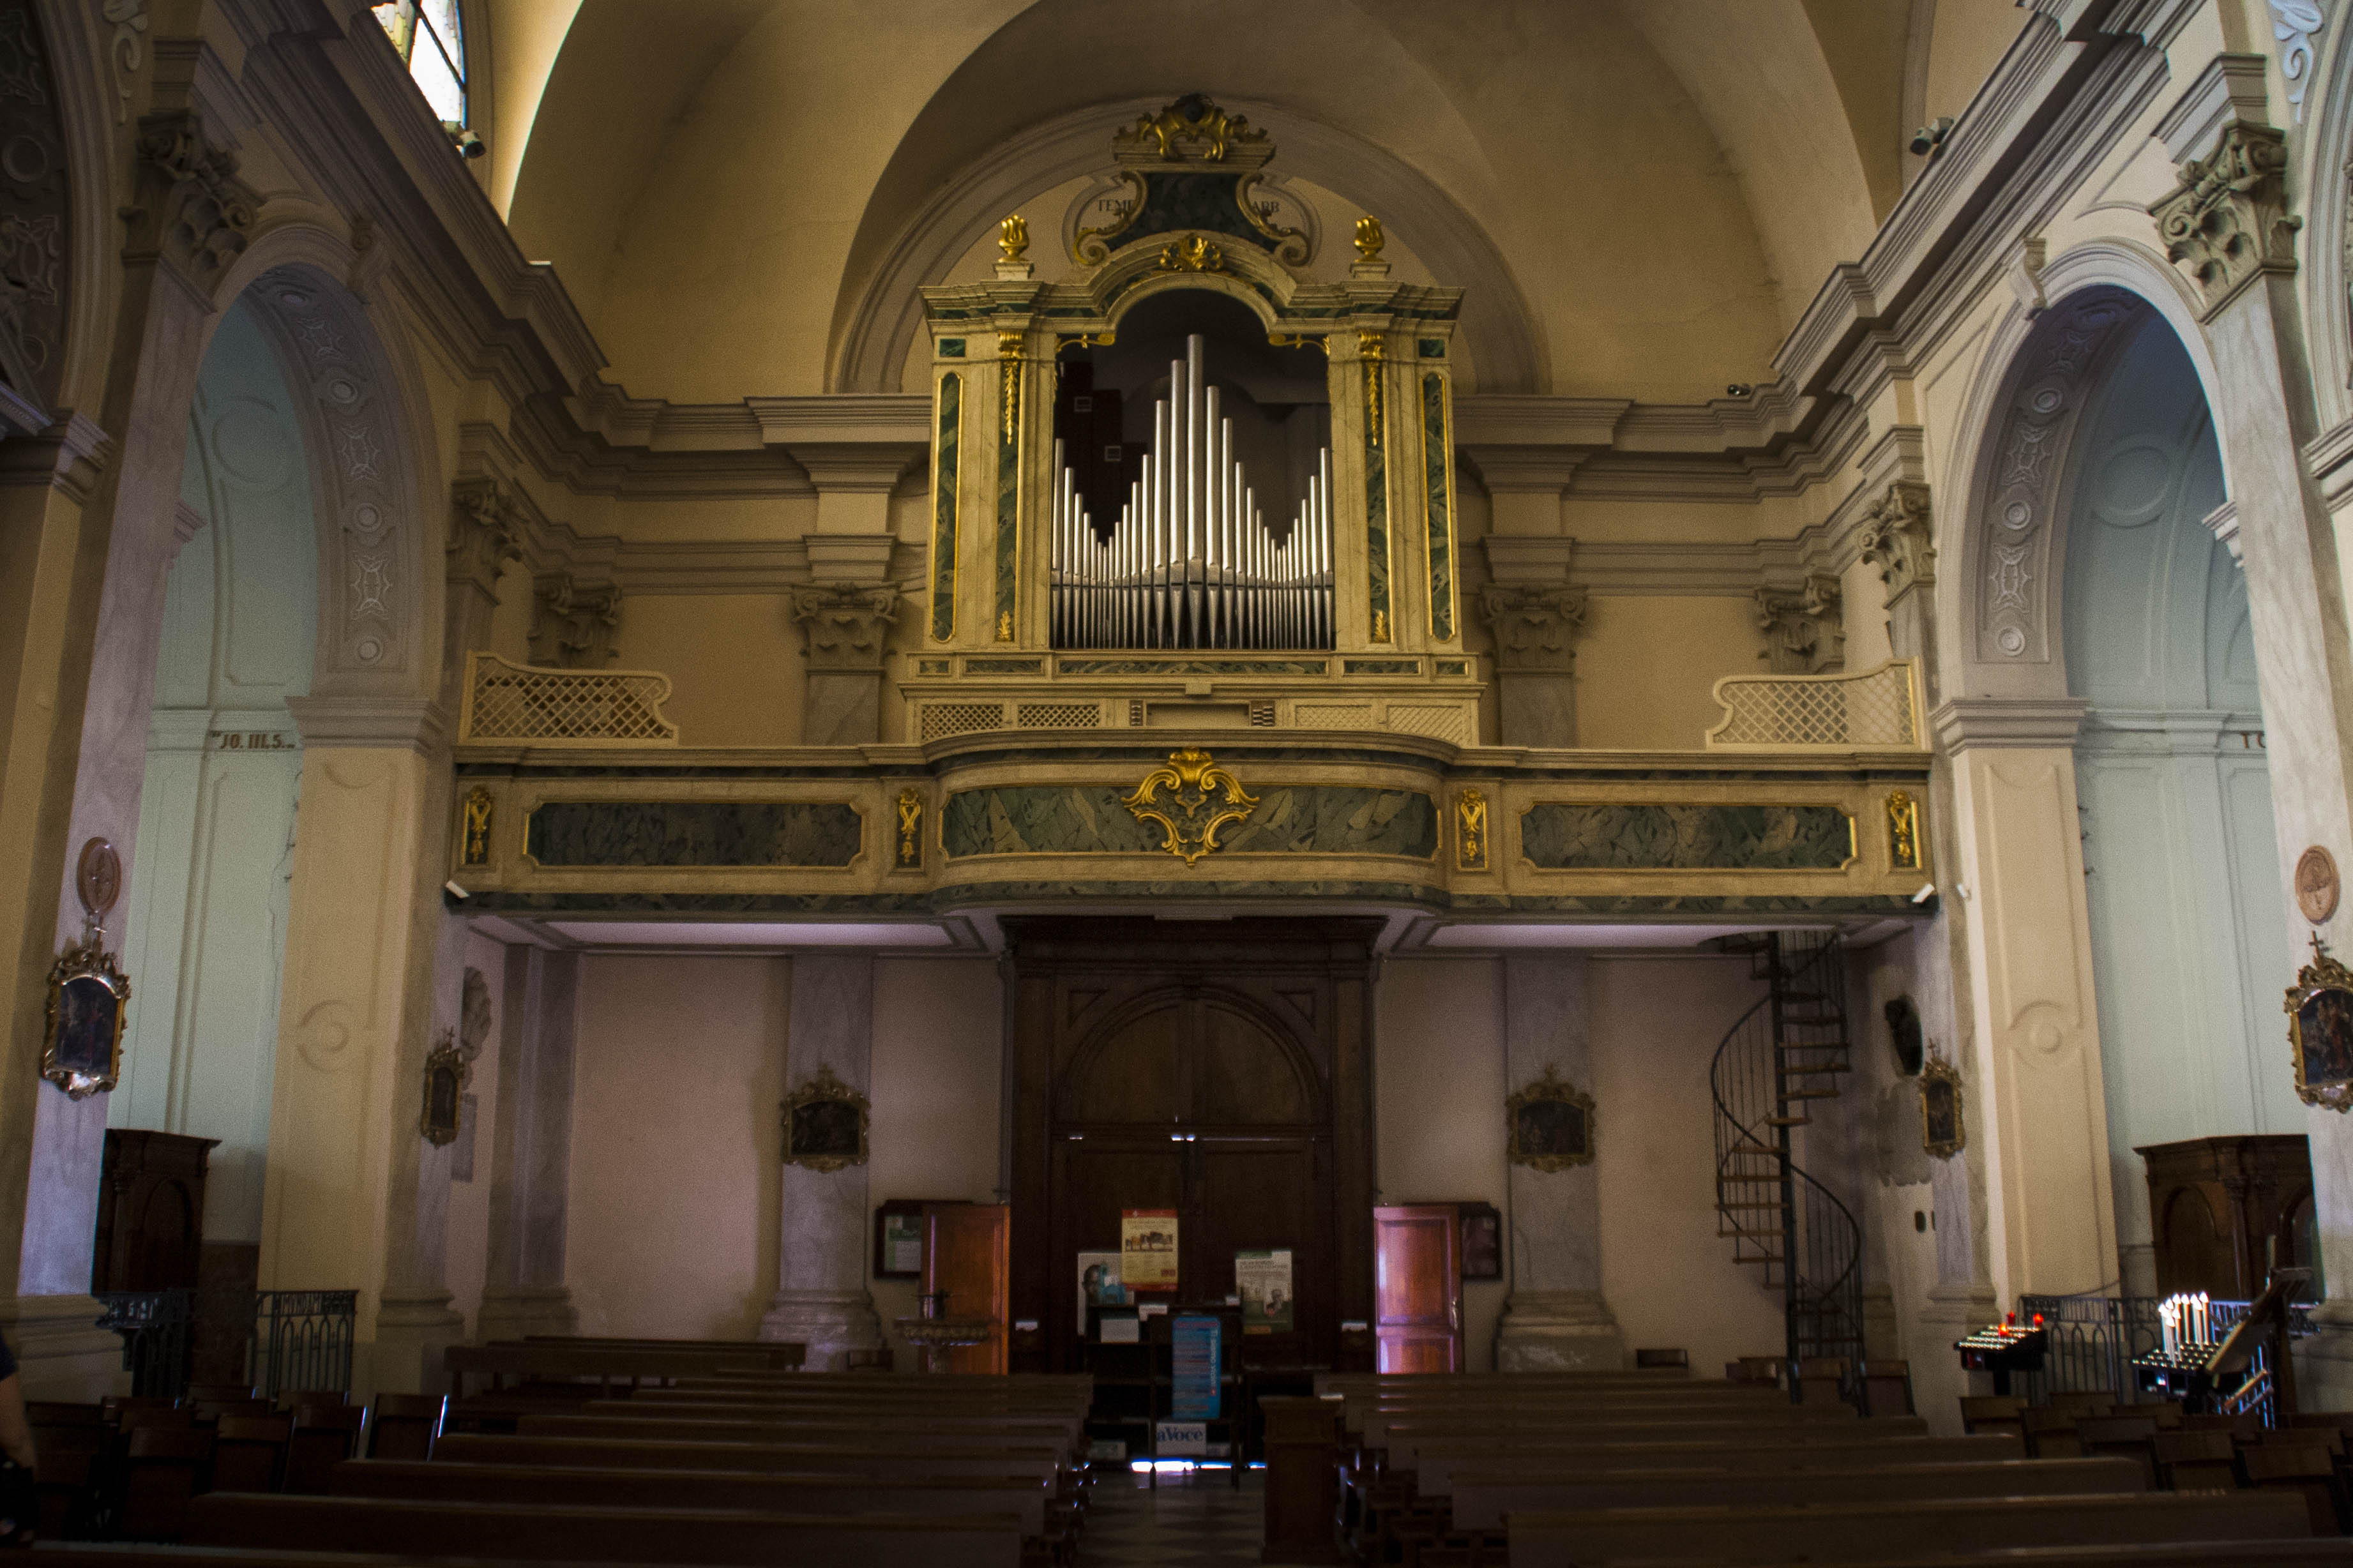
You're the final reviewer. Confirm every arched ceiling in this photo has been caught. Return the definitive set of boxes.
[504,0,2009,405]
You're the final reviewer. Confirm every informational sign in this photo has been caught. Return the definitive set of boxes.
[1236,1249,1294,1334]
[1077,1250,1126,1327]
[1154,1420,1211,1457]
[1171,1312,1222,1420]
[883,1213,925,1275]
[1121,1208,1179,1292]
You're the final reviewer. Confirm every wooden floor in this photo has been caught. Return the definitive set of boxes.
[1075,1468,1262,1567]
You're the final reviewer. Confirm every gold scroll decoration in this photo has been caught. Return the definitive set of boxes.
[1122,748,1259,866]
[1888,788,1921,872]
[895,788,923,870]
[461,785,493,866]
[1456,787,1488,871]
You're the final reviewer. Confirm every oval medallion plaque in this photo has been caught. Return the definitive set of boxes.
[75,837,120,926]
[2297,845,2340,925]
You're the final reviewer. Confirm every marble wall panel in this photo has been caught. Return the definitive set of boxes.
[1519,803,1854,871]
[941,784,1437,859]
[526,801,863,868]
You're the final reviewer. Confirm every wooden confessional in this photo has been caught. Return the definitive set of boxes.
[1004,917,1378,1374]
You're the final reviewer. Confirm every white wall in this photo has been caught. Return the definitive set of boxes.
[116,299,319,1248]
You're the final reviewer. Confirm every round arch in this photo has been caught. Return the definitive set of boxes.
[1941,240,2229,699]
[1054,981,1328,1129]
[829,96,1546,396]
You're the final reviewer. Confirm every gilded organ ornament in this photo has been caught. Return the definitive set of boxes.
[1353,214,1384,264]
[460,785,493,866]
[1456,788,1488,871]
[1888,790,1921,873]
[895,788,924,870]
[1122,748,1258,866]
[998,213,1029,264]
[1156,234,1223,273]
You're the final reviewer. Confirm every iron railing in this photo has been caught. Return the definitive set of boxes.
[2018,1293,2317,1426]
[93,1287,356,1399]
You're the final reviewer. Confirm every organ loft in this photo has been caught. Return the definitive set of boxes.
[4,2,2353,1562]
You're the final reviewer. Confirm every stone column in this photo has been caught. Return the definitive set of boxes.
[477,946,580,1341]
[785,584,902,746]
[2140,96,2353,1401]
[1495,954,1623,1371]
[1474,539,1590,750]
[760,955,884,1367]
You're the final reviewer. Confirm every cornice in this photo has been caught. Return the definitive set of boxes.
[1932,695,2091,751]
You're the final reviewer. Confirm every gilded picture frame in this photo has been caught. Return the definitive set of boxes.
[2287,939,2353,1113]
[421,1032,469,1146]
[1505,1064,1594,1172]
[42,937,128,1099]
[783,1063,870,1172]
[1920,1050,1965,1158]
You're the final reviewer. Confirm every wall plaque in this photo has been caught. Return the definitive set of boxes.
[2297,845,2340,924]
[783,1064,870,1172]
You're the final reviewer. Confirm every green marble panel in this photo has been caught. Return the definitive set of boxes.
[1129,171,1264,248]
[1343,660,1419,675]
[967,658,1045,674]
[1365,402,1391,642]
[527,801,864,868]
[939,339,965,358]
[1519,803,1856,871]
[929,374,960,641]
[1435,660,1469,676]
[1422,373,1455,642]
[1418,338,1447,358]
[918,659,952,675]
[1057,658,1330,675]
[942,785,1436,860]
[995,358,1020,641]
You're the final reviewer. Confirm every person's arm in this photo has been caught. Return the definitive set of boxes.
[0,1373,32,1470]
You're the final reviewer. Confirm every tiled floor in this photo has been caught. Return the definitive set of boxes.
[1076,1467,1266,1566]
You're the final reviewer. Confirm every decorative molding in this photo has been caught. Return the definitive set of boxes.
[1478,584,1590,673]
[1930,695,2091,752]
[102,0,148,123]
[528,572,622,667]
[786,583,900,672]
[2271,4,2327,124]
[2153,53,2274,162]
[1859,479,1937,605]
[127,109,255,280]
[2150,121,2301,315]
[446,477,524,593]
[2202,498,2243,564]
[1755,575,1845,674]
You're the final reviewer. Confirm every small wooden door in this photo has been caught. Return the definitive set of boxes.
[1373,1205,1460,1373]
[925,1203,1010,1373]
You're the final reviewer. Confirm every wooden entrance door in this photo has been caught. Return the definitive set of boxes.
[924,1203,1009,1372]
[1373,1205,1461,1372]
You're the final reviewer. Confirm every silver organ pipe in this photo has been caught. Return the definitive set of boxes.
[1050,334,1336,650]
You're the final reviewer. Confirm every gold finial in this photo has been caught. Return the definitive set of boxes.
[999,215,1029,263]
[1354,215,1384,263]
[997,611,1014,642]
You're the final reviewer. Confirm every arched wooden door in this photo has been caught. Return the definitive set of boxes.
[1007,917,1378,1373]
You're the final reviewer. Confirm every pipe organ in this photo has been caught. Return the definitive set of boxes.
[1050,335,1335,651]
[909,95,1485,748]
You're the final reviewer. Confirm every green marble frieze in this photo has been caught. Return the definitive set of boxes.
[1422,373,1455,643]
[1057,658,1331,675]
[928,374,961,640]
[527,801,864,868]
[943,785,1437,860]
[1519,803,1856,871]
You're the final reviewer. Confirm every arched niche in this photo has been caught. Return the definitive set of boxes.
[1056,985,1326,1129]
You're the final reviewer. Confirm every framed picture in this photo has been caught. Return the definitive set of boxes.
[420,1032,468,1146]
[2288,939,2353,1113]
[783,1064,869,1172]
[1457,1202,1502,1281]
[1506,1065,1594,1172]
[42,937,127,1099]
[874,1198,962,1279]
[1920,1050,1964,1158]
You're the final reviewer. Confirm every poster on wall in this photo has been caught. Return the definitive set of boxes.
[1170,1314,1222,1419]
[1077,1250,1127,1327]
[1121,1209,1180,1292]
[1236,1249,1293,1334]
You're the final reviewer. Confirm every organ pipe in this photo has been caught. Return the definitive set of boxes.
[1050,334,1335,650]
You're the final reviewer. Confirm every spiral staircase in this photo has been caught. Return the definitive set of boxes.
[1709,930,1866,1387]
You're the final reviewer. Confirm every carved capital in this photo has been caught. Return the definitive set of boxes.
[127,110,256,280]
[446,479,523,592]
[787,583,900,671]
[529,572,623,667]
[2150,121,2300,313]
[1478,583,1590,673]
[1858,480,1936,603]
[1754,575,1845,675]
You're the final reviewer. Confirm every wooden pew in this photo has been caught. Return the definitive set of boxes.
[1447,1454,2146,1529]
[433,1432,1068,1486]
[1406,1432,2027,1496]
[1378,1413,1925,1468]
[514,1411,1083,1455]
[181,1493,1025,1568]
[1506,1490,2311,1567]
[329,1458,1052,1537]
[1361,1402,1875,1451]
[444,1343,805,1398]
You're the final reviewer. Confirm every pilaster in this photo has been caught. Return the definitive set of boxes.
[478,945,580,1343]
[787,584,901,746]
[1475,542,1588,750]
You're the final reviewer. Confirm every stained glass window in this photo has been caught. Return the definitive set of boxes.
[370,0,466,128]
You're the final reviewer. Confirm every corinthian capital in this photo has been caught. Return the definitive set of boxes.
[787,583,901,671]
[128,110,257,279]
[1754,575,1845,675]
[1858,480,1935,605]
[2149,122,2300,313]
[447,478,523,592]
[1477,583,1590,673]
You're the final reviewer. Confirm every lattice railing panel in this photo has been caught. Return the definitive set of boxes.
[461,654,679,746]
[1706,660,1921,750]
[1015,702,1103,730]
[919,703,1008,742]
[1385,703,1475,747]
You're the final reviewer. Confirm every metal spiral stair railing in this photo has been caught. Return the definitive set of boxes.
[1708,931,1866,1386]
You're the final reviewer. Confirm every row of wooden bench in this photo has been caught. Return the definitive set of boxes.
[1296,1366,2353,1566]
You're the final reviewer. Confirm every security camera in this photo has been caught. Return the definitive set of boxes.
[450,127,486,160]
[1726,383,1754,398]
[1909,117,1955,158]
